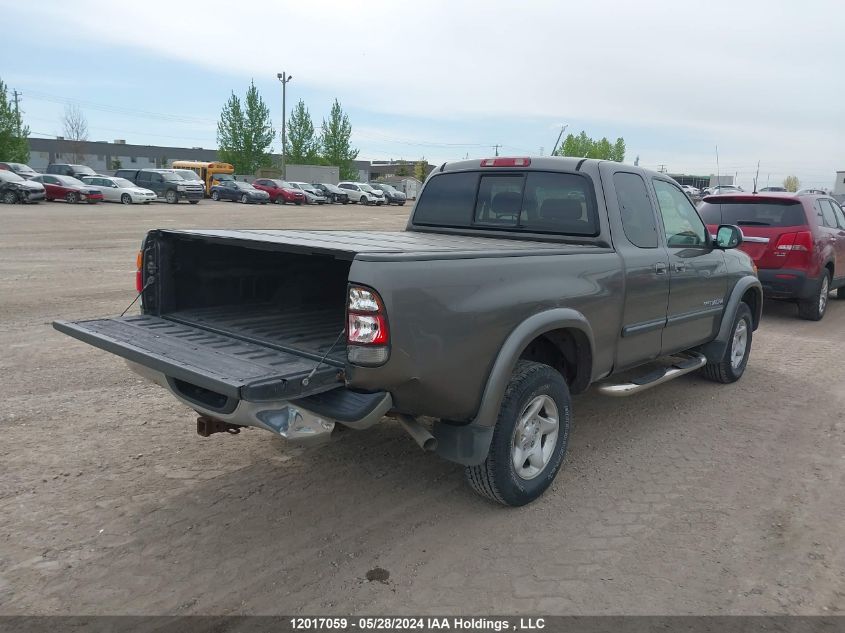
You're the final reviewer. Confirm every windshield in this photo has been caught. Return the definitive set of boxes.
[113,178,135,188]
[359,184,376,192]
[57,176,85,186]
[72,165,96,175]
[698,199,807,227]
[175,170,201,181]
[10,163,36,175]
[0,170,25,182]
[162,173,184,182]
[234,181,255,190]
[272,180,292,188]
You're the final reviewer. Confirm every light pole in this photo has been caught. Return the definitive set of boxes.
[276,72,293,177]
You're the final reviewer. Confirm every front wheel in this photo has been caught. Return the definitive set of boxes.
[66,191,79,204]
[2,190,18,204]
[165,189,178,204]
[465,360,571,506]
[702,302,753,383]
[211,191,220,201]
[241,194,249,204]
[798,271,829,321]
[121,193,132,205]
[360,195,368,205]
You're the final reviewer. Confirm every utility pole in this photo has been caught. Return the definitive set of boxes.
[493,144,501,157]
[658,163,668,174]
[12,90,21,135]
[276,72,293,177]
[539,146,544,157]
[551,123,568,155]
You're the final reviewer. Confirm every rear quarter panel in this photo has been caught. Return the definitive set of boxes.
[346,252,623,421]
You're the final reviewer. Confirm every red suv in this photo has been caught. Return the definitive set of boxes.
[699,192,845,320]
[250,178,306,205]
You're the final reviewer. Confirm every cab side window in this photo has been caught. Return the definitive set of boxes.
[653,179,708,247]
[614,172,658,248]
[829,200,845,229]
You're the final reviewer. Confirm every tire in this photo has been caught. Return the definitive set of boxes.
[121,193,132,205]
[165,189,178,204]
[66,191,79,204]
[296,201,303,206]
[189,200,199,205]
[465,360,571,506]
[399,201,406,206]
[241,194,248,204]
[360,195,368,205]
[2,190,18,204]
[798,271,830,321]
[211,191,220,201]
[702,302,753,383]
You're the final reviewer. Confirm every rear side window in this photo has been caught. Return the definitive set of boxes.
[698,200,807,227]
[828,201,845,229]
[414,170,598,236]
[818,200,839,228]
[613,172,658,248]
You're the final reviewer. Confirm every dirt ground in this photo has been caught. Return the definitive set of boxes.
[1,199,843,616]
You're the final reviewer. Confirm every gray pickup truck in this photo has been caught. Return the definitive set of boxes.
[54,157,762,506]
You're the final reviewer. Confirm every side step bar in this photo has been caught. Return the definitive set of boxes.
[596,352,707,397]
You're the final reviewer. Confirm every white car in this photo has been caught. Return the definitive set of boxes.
[338,182,380,205]
[680,185,701,196]
[81,175,157,204]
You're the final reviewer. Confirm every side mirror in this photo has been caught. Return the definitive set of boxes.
[715,224,743,249]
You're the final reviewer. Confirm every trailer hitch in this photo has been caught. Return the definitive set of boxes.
[196,416,244,437]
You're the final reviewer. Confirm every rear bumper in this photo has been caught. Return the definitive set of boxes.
[128,361,392,440]
[758,268,818,300]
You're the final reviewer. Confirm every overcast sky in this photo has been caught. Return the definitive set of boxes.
[2,0,843,188]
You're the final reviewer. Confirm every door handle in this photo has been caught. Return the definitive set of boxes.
[654,262,667,274]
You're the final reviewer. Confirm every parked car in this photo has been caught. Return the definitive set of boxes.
[311,182,349,204]
[680,184,701,197]
[210,180,270,204]
[0,162,39,179]
[290,182,327,204]
[370,182,407,205]
[46,163,98,180]
[759,186,787,192]
[0,169,46,204]
[797,188,828,195]
[337,182,380,205]
[30,174,103,204]
[55,157,761,506]
[251,179,306,205]
[699,192,845,320]
[114,169,203,204]
[81,175,157,204]
[173,169,206,195]
[708,185,743,195]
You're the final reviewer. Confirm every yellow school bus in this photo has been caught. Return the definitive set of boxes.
[171,160,235,195]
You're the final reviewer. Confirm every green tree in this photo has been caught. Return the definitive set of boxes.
[394,160,410,177]
[217,80,274,174]
[414,157,427,182]
[320,99,359,180]
[0,79,30,163]
[285,99,320,165]
[783,175,800,192]
[555,130,625,161]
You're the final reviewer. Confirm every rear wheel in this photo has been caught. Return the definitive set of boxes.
[121,193,132,205]
[702,302,752,383]
[66,191,79,204]
[2,190,18,204]
[360,195,368,205]
[798,271,829,321]
[165,189,178,204]
[211,191,220,201]
[465,360,571,506]
[241,194,249,204]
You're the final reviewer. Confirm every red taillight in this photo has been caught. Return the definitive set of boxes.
[775,231,812,252]
[347,285,389,345]
[480,157,531,167]
[135,250,143,293]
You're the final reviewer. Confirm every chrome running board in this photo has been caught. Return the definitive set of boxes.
[596,352,707,397]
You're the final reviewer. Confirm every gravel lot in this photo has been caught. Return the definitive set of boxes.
[1,199,843,615]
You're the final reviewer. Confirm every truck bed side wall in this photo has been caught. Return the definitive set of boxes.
[347,252,623,422]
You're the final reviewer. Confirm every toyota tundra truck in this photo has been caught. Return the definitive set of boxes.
[54,157,762,506]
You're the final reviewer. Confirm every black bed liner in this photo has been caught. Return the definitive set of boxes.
[53,315,343,402]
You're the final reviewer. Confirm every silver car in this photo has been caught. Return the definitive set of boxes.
[290,181,327,204]
[81,176,157,204]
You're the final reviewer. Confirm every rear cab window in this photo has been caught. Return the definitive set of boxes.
[413,170,599,236]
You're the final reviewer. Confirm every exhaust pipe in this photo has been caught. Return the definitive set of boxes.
[397,414,437,452]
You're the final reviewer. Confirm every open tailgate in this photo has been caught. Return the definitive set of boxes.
[53,315,344,402]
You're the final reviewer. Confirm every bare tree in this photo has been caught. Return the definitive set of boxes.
[61,104,88,163]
